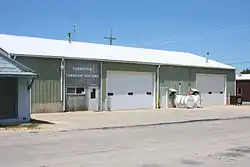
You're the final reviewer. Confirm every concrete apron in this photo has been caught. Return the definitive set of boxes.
[26,105,250,132]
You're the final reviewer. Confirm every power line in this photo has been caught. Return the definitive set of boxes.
[137,24,250,46]
[226,61,250,65]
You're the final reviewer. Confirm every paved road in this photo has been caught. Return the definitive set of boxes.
[1,119,250,167]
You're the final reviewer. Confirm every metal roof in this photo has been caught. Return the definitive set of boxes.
[236,74,250,80]
[0,34,235,70]
[0,48,36,76]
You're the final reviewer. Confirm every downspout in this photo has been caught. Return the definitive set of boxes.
[100,62,103,111]
[60,58,66,112]
[156,65,161,109]
[28,76,36,90]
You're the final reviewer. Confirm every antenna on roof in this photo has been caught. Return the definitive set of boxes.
[68,24,77,43]
[206,52,209,63]
[68,14,79,43]
[68,32,71,43]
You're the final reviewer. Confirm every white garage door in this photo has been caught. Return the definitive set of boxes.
[106,71,155,110]
[196,74,226,106]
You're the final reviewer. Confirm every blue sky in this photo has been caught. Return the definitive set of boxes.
[0,0,250,71]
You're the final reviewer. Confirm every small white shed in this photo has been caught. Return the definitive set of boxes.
[0,48,36,124]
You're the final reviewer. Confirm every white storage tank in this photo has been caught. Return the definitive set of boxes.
[174,95,195,109]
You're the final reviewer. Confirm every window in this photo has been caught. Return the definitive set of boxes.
[91,88,96,99]
[67,87,75,94]
[67,87,85,95]
[76,87,85,94]
[237,88,243,95]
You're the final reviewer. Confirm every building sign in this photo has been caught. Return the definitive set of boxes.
[84,74,99,78]
[72,67,93,72]
[66,74,99,78]
[65,60,100,87]
[66,74,84,78]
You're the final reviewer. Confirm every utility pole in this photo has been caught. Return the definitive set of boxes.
[104,28,116,45]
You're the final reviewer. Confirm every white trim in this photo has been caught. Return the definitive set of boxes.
[224,75,227,105]
[29,85,32,116]
[105,71,109,111]
[62,60,66,111]
[11,53,235,70]
[236,74,250,80]
[196,73,227,77]
[106,70,154,75]
[60,59,64,101]
[0,72,35,76]
[153,72,156,109]
[0,48,10,57]
[156,65,160,109]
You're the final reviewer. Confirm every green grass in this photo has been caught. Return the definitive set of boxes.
[0,123,40,130]
[0,119,54,130]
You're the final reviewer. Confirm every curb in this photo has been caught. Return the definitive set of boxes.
[56,116,250,133]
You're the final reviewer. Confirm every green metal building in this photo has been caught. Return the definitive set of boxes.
[0,34,235,113]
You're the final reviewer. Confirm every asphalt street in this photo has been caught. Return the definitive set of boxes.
[1,118,250,167]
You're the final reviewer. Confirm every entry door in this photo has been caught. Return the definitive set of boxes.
[0,77,18,119]
[88,87,99,111]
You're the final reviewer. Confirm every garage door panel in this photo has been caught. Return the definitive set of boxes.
[196,74,226,106]
[201,94,225,106]
[196,75,225,93]
[109,94,153,110]
[107,71,154,110]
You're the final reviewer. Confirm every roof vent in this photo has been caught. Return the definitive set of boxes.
[206,52,209,63]
[68,32,72,43]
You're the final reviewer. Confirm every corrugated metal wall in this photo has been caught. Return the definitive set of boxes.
[16,57,62,113]
[102,62,235,109]
[15,57,236,112]
[159,65,235,108]
[160,65,235,95]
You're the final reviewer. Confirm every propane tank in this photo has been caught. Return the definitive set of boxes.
[174,95,195,109]
[185,95,195,108]
[174,95,185,108]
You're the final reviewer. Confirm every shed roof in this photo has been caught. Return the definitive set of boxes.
[0,34,235,70]
[236,74,250,80]
[0,48,36,76]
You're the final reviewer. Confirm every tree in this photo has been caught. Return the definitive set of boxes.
[241,68,250,74]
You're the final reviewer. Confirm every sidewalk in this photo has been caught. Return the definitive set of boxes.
[29,105,250,132]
